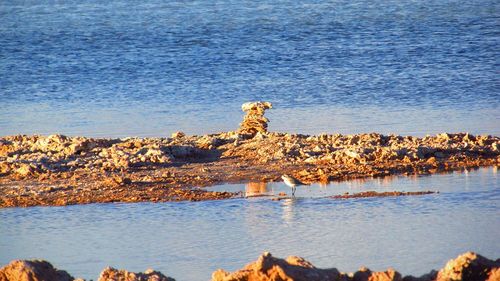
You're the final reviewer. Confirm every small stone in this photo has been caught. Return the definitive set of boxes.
[113,176,132,185]
[171,131,185,138]
[15,164,36,177]
[426,157,437,164]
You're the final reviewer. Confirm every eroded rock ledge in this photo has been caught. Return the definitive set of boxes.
[213,252,500,281]
[1,252,498,281]
[0,102,498,207]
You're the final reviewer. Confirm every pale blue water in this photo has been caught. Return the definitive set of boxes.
[1,167,499,280]
[0,0,499,137]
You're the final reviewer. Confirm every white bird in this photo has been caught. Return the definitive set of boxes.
[281,174,306,197]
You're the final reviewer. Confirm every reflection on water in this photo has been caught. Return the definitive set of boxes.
[211,169,490,198]
[228,167,497,199]
[0,167,499,281]
[281,198,297,223]
[245,182,269,197]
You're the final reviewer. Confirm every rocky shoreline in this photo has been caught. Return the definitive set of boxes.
[1,102,499,208]
[1,251,498,281]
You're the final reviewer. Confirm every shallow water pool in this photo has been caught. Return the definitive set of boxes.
[0,167,498,280]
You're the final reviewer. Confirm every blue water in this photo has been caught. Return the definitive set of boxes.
[0,0,499,137]
[0,167,499,281]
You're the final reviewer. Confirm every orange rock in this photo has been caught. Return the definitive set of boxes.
[211,252,341,281]
[435,252,500,281]
[487,268,500,281]
[98,267,175,281]
[352,267,402,281]
[0,260,75,281]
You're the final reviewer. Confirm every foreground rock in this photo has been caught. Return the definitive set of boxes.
[0,260,76,281]
[0,261,176,281]
[435,252,500,281]
[0,101,499,207]
[212,252,500,281]
[1,252,498,281]
[98,267,175,281]
[212,252,341,281]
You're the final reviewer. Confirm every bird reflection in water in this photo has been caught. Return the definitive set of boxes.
[281,198,298,223]
[245,182,269,197]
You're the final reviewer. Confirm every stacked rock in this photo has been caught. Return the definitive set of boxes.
[238,101,273,136]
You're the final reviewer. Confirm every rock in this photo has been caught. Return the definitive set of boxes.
[169,145,202,158]
[112,176,132,185]
[15,164,37,177]
[171,131,185,138]
[437,133,451,141]
[416,146,435,159]
[241,101,273,113]
[0,163,11,174]
[212,252,500,281]
[352,267,402,281]
[238,101,273,137]
[211,252,341,281]
[492,142,499,152]
[0,260,75,281]
[34,134,70,152]
[98,266,175,281]
[426,157,437,164]
[197,136,224,149]
[345,149,361,160]
[487,268,500,281]
[65,139,97,155]
[144,148,170,163]
[435,252,500,281]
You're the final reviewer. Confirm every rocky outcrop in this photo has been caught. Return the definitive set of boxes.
[212,252,342,281]
[0,260,77,281]
[238,101,273,137]
[0,102,498,208]
[435,252,500,281]
[0,252,498,281]
[352,267,402,281]
[212,252,500,281]
[98,267,175,281]
[225,131,499,184]
[0,261,176,281]
[0,134,209,178]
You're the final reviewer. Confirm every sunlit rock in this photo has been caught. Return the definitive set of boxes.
[435,252,500,281]
[238,101,273,137]
[98,267,175,281]
[211,252,341,281]
[0,260,76,281]
[352,267,402,281]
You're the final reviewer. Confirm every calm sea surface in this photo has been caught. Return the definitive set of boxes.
[1,167,499,280]
[0,0,499,137]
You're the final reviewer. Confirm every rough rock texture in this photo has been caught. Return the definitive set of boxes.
[435,252,500,281]
[98,267,175,281]
[238,101,273,136]
[0,102,499,207]
[1,252,499,281]
[0,260,76,281]
[212,252,342,281]
[352,267,402,281]
[212,252,500,281]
